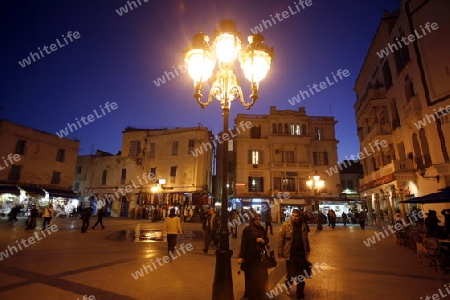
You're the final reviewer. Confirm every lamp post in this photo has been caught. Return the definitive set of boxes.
[184,19,273,300]
[306,174,325,228]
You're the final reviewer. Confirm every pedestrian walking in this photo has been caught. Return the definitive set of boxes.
[277,209,311,300]
[8,204,21,222]
[42,204,54,229]
[342,212,348,226]
[92,207,105,229]
[162,208,183,258]
[230,209,239,238]
[329,209,336,229]
[237,213,269,300]
[25,204,39,230]
[317,211,325,231]
[359,211,366,230]
[80,207,92,233]
[202,208,220,253]
[265,210,273,235]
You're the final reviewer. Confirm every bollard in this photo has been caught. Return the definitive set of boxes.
[135,223,140,242]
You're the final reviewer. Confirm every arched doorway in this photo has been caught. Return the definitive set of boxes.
[120,197,129,217]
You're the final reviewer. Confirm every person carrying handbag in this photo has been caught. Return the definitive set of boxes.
[237,212,269,300]
[42,204,54,229]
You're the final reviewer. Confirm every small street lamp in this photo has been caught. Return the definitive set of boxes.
[306,174,325,225]
[184,19,273,300]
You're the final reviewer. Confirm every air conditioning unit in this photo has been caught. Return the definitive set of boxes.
[253,164,258,168]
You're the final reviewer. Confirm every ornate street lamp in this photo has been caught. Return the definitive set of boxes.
[184,19,273,300]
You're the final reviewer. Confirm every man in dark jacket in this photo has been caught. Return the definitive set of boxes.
[81,207,92,233]
[202,208,220,253]
[25,204,38,230]
[277,209,311,300]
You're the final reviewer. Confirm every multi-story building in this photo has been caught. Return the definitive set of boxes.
[0,119,80,215]
[230,106,341,223]
[354,0,450,224]
[74,126,214,217]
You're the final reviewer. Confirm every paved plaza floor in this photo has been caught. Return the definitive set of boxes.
[0,217,449,300]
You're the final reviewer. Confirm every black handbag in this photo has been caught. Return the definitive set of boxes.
[261,245,277,269]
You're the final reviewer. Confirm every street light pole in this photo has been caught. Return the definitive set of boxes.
[306,174,325,229]
[183,20,273,300]
[212,105,233,299]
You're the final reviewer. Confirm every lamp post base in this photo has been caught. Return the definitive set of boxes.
[212,241,234,300]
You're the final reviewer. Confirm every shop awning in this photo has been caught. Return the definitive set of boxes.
[20,186,45,197]
[0,185,20,195]
[44,188,78,199]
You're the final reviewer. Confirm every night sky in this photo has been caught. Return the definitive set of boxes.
[1,0,400,161]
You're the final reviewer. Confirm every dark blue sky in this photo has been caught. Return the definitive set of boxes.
[0,0,400,160]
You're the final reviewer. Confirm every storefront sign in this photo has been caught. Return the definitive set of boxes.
[358,173,394,192]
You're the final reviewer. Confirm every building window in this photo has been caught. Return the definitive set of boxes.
[74,182,80,191]
[302,124,307,135]
[284,151,295,163]
[248,150,263,164]
[284,124,289,134]
[295,124,301,135]
[313,152,329,166]
[419,129,432,167]
[391,99,401,129]
[150,167,156,178]
[121,169,126,184]
[170,166,177,177]
[8,165,21,181]
[149,142,155,158]
[250,126,261,139]
[51,171,61,184]
[56,149,65,162]
[274,177,281,190]
[412,133,424,169]
[315,127,323,140]
[188,139,195,153]
[278,123,283,134]
[382,61,393,91]
[129,141,141,157]
[290,124,295,135]
[172,141,179,156]
[404,75,415,102]
[394,33,410,74]
[285,178,296,191]
[298,178,307,192]
[102,170,107,185]
[372,156,380,171]
[272,123,277,134]
[248,177,264,192]
[76,166,82,174]
[15,139,26,154]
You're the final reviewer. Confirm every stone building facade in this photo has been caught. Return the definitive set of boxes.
[74,126,214,217]
[0,119,80,215]
[354,0,450,224]
[230,106,341,222]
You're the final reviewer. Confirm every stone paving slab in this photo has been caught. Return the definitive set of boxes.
[1,217,449,300]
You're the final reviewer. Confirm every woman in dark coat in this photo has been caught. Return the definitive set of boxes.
[237,213,269,300]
